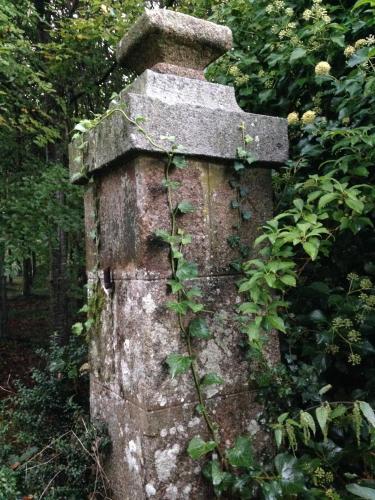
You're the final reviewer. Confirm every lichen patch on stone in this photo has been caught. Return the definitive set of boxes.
[154,444,180,482]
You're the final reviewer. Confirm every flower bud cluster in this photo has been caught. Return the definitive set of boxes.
[303,0,331,24]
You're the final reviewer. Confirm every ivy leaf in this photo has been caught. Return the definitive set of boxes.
[346,484,375,499]
[189,318,212,339]
[187,437,216,459]
[177,200,195,214]
[241,210,252,221]
[330,35,345,47]
[176,260,198,281]
[165,353,192,378]
[166,301,188,315]
[167,280,183,294]
[200,373,224,387]
[72,322,84,336]
[234,160,245,171]
[172,155,187,169]
[187,301,204,313]
[226,436,254,468]
[359,401,375,428]
[73,123,87,133]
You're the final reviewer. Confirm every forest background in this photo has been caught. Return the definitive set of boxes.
[0,0,375,498]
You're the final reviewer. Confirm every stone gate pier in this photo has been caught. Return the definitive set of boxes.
[70,9,288,499]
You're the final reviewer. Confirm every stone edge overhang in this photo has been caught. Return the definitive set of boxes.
[116,9,233,71]
[69,96,288,184]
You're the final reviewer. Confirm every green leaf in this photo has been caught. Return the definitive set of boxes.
[166,301,189,315]
[346,197,364,213]
[300,411,316,435]
[316,405,330,439]
[318,192,338,209]
[168,280,183,294]
[274,428,283,448]
[303,240,319,261]
[177,200,195,214]
[238,302,259,314]
[241,210,252,221]
[331,35,345,47]
[172,155,187,169]
[176,260,198,281]
[266,314,286,333]
[72,322,84,336]
[279,274,296,287]
[165,353,192,378]
[289,48,306,63]
[319,384,332,396]
[200,373,224,387]
[189,318,212,339]
[187,437,216,459]
[359,401,375,428]
[226,436,254,468]
[353,0,375,9]
[186,301,204,313]
[346,484,375,499]
[234,160,245,171]
[73,123,87,133]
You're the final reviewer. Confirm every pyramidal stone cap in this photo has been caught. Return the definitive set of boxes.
[116,9,233,79]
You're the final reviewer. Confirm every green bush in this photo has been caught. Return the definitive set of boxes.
[179,0,375,497]
[0,336,110,499]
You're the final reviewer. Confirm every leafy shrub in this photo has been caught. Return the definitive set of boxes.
[179,0,375,497]
[0,336,110,499]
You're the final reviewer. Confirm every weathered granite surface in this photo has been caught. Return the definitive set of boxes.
[69,8,288,500]
[91,379,268,499]
[83,156,273,278]
[116,9,232,78]
[69,70,288,183]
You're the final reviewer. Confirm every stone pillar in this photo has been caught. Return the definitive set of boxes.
[69,9,288,500]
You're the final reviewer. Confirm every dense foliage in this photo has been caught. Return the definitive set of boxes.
[1,0,374,498]
[179,0,375,497]
[0,337,110,499]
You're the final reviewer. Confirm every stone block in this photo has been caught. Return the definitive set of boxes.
[84,155,273,278]
[91,276,253,409]
[91,379,268,500]
[116,9,233,79]
[69,70,288,183]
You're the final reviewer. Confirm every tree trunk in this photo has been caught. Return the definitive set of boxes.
[22,256,33,296]
[0,244,7,338]
[50,192,69,344]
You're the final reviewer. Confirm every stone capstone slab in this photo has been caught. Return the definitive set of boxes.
[116,9,233,78]
[69,70,288,183]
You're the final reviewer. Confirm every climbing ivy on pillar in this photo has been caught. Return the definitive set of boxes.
[69,9,288,499]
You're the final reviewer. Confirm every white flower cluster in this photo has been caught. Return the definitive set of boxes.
[303,0,331,24]
[315,61,331,76]
[265,0,293,15]
[287,110,318,126]
[344,35,375,58]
